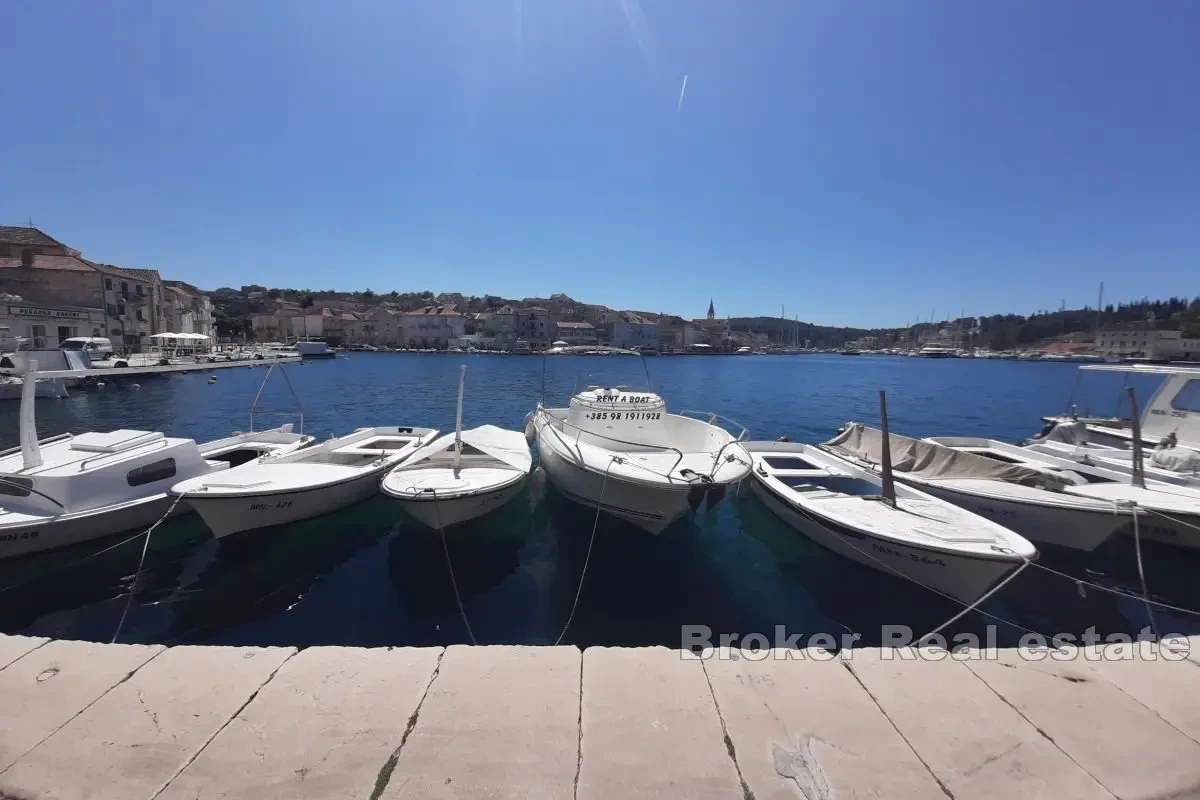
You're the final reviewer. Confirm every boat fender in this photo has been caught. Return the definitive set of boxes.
[523,412,537,444]
[778,435,791,442]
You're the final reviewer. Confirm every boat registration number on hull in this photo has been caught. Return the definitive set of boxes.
[250,500,294,511]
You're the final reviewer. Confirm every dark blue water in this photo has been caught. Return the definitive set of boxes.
[0,354,1194,649]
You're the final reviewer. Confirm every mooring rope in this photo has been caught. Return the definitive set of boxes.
[110,491,187,644]
[552,458,615,646]
[430,488,478,646]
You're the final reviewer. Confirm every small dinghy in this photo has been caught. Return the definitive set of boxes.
[382,367,531,528]
[529,382,751,534]
[743,440,1037,603]
[0,363,313,559]
[172,426,438,538]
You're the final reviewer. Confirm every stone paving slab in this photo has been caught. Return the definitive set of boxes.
[704,649,944,799]
[1077,642,1200,745]
[0,639,163,773]
[382,645,580,799]
[0,645,295,800]
[847,647,1111,799]
[965,646,1200,799]
[0,634,48,670]
[578,646,741,800]
[159,646,443,800]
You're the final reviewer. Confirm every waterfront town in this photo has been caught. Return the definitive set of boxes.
[3,224,1200,360]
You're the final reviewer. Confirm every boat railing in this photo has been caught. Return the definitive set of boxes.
[676,410,751,441]
[78,437,171,471]
[539,409,686,480]
[0,432,72,459]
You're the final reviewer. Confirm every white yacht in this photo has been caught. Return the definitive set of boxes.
[916,346,957,358]
[172,426,438,538]
[528,386,751,534]
[382,366,530,528]
[743,441,1036,602]
[0,365,313,559]
[1032,364,1200,450]
[823,424,1128,552]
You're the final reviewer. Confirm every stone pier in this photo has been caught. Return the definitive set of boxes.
[2,634,1198,799]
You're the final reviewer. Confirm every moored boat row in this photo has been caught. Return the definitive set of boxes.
[4,358,1199,614]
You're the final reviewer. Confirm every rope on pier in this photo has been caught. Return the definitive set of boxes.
[553,458,614,646]
[431,488,478,646]
[110,491,187,644]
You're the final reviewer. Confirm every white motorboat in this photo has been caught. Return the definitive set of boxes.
[742,441,1036,603]
[0,364,314,559]
[926,436,1200,551]
[528,386,752,534]
[822,424,1131,552]
[0,375,68,400]
[172,426,438,538]
[1032,364,1200,450]
[382,366,530,528]
[1026,429,1200,488]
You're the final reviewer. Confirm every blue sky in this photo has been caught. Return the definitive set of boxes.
[2,1,1197,327]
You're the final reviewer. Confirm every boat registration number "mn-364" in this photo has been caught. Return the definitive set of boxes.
[250,500,294,511]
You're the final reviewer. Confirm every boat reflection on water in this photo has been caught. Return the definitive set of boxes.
[0,515,213,638]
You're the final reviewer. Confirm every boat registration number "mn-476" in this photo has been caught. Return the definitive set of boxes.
[250,500,294,511]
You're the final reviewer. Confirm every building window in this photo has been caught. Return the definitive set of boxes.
[105,278,112,290]
[136,309,144,321]
[136,285,144,296]
[0,245,10,257]
[121,281,129,294]
[118,303,126,317]
[127,458,177,487]
[107,304,117,317]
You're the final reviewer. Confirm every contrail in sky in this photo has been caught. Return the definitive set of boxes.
[677,74,688,112]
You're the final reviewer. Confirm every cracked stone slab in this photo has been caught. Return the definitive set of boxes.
[847,647,1110,799]
[0,644,295,800]
[965,646,1200,799]
[0,638,163,774]
[158,646,442,800]
[382,645,580,800]
[1073,641,1200,745]
[0,634,48,671]
[578,646,742,800]
[704,648,944,799]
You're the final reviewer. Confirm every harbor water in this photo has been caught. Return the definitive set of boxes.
[0,353,1193,648]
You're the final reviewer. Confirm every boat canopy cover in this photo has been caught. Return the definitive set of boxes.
[825,423,1070,489]
[404,424,531,472]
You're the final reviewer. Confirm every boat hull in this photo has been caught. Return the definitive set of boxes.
[0,494,179,559]
[537,440,693,535]
[397,477,527,529]
[910,481,1122,552]
[185,471,382,538]
[750,480,1018,603]
[1115,511,1200,551]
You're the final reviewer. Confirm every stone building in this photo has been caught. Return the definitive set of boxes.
[402,305,466,349]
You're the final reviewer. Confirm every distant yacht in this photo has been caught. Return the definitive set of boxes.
[916,346,957,358]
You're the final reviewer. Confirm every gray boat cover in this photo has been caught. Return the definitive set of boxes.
[824,423,1069,489]
[1151,446,1200,473]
